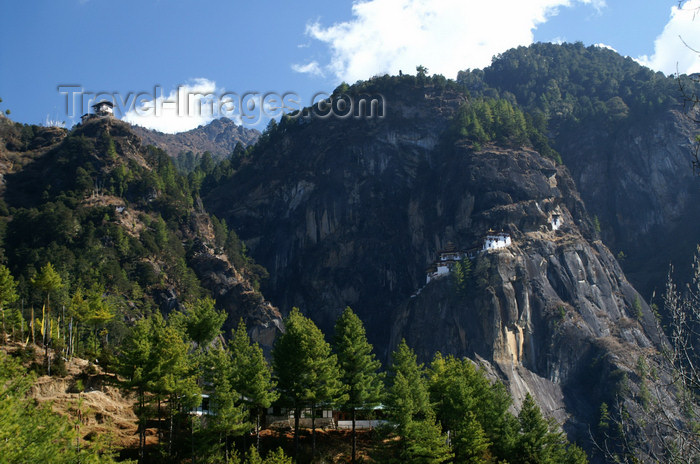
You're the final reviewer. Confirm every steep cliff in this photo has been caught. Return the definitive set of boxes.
[204,76,675,453]
[465,42,700,297]
[554,109,700,297]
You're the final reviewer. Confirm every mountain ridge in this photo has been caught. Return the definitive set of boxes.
[130,117,260,161]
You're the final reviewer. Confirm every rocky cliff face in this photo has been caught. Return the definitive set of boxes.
[184,205,283,352]
[204,79,674,449]
[554,109,700,297]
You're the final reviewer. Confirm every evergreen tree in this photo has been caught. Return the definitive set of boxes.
[427,353,514,459]
[272,307,345,457]
[149,315,200,457]
[31,262,63,311]
[387,339,431,433]
[229,319,279,452]
[260,447,293,464]
[513,394,587,464]
[204,346,249,462]
[0,263,18,339]
[31,262,63,350]
[388,340,451,462]
[333,306,384,464]
[117,314,200,462]
[454,413,493,464]
[117,317,154,463]
[401,416,453,464]
[82,284,114,354]
[182,296,226,347]
[452,259,471,296]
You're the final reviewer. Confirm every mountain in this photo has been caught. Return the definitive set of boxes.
[2,43,696,461]
[202,72,682,455]
[459,42,700,298]
[0,115,281,351]
[130,117,260,161]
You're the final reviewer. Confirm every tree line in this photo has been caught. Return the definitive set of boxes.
[0,259,588,464]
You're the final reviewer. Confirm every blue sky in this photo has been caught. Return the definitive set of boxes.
[1,0,699,132]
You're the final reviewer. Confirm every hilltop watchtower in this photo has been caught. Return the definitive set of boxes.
[92,100,114,117]
[81,100,115,124]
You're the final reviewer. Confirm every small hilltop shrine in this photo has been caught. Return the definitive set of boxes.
[81,100,115,124]
[550,213,562,231]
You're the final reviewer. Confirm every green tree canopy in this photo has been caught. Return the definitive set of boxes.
[0,264,18,336]
[272,307,346,456]
[229,319,279,451]
[333,306,384,463]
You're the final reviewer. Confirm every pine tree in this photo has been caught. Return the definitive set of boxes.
[427,353,514,459]
[83,284,114,354]
[514,394,587,464]
[388,340,452,461]
[261,447,293,464]
[205,347,249,462]
[230,319,279,452]
[402,416,453,464]
[0,263,18,340]
[182,296,226,347]
[454,413,493,463]
[333,307,384,464]
[31,262,64,374]
[117,317,154,463]
[272,307,345,457]
[149,315,200,457]
[31,262,63,312]
[387,339,431,433]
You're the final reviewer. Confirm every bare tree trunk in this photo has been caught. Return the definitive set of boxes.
[139,391,145,464]
[191,415,195,464]
[223,433,228,464]
[352,407,357,464]
[256,408,261,453]
[158,397,162,443]
[311,403,317,456]
[169,398,174,456]
[294,408,300,458]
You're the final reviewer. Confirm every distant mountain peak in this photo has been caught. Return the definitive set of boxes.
[130,117,260,160]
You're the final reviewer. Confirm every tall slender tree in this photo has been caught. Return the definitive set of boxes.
[31,262,63,374]
[333,306,383,464]
[387,339,431,432]
[0,264,18,340]
[272,307,345,457]
[116,317,154,463]
[229,319,279,452]
[204,346,248,462]
[387,339,451,463]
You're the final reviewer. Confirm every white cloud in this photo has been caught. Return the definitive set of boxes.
[294,0,605,83]
[122,78,225,134]
[637,0,700,75]
[291,61,325,77]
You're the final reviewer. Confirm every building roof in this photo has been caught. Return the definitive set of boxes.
[91,100,114,109]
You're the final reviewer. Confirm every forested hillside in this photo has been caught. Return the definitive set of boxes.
[0,42,698,463]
